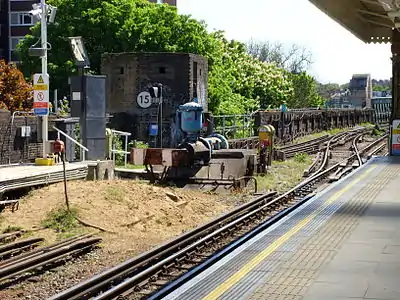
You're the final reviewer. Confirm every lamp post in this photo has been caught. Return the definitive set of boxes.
[40,0,48,158]
[29,0,57,158]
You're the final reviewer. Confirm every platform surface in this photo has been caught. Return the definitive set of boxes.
[162,155,400,300]
[0,162,88,182]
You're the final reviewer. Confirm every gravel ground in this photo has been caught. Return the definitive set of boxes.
[0,181,252,300]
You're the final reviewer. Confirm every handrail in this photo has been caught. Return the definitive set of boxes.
[110,129,131,136]
[108,129,131,167]
[52,126,89,161]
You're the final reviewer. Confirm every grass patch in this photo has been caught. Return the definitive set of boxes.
[124,164,145,170]
[41,207,79,233]
[2,225,23,233]
[293,153,309,163]
[257,155,312,193]
[105,186,126,203]
[293,128,348,144]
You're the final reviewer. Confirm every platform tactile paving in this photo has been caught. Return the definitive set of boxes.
[246,163,398,300]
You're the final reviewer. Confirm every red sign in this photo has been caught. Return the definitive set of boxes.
[33,102,49,108]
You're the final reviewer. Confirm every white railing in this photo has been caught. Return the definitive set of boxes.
[52,126,89,161]
[109,129,131,167]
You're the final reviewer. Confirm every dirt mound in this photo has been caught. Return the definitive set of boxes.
[0,180,230,256]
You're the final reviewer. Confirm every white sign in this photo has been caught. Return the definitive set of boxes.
[392,120,400,155]
[33,73,49,103]
[33,73,49,115]
[137,91,152,109]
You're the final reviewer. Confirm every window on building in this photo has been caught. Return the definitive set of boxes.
[10,12,33,26]
[157,0,164,3]
[10,37,24,50]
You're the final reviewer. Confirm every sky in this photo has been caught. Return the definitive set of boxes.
[177,0,392,85]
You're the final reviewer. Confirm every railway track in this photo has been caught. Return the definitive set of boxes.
[49,132,388,300]
[0,234,101,286]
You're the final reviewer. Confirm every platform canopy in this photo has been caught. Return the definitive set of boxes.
[309,0,400,43]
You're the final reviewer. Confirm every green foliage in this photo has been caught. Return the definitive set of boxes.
[41,207,78,232]
[2,225,23,233]
[112,136,124,166]
[209,34,293,114]
[293,153,309,163]
[18,0,217,97]
[128,140,148,150]
[316,82,340,100]
[57,97,70,116]
[372,79,391,92]
[16,0,310,115]
[288,72,324,108]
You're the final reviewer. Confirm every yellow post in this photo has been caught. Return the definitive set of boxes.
[258,125,276,173]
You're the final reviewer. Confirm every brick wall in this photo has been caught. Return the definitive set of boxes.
[0,110,59,164]
[101,52,208,147]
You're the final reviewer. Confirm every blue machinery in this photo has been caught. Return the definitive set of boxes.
[176,102,229,166]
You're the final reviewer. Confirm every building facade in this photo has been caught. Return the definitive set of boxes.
[0,0,177,63]
[348,74,373,108]
[0,0,36,63]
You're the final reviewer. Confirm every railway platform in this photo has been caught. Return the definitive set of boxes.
[0,162,89,195]
[162,155,400,300]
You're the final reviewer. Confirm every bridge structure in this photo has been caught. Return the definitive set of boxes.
[309,0,400,155]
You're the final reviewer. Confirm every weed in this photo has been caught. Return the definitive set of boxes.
[256,156,312,194]
[293,127,351,144]
[293,153,309,163]
[132,141,149,149]
[2,225,23,233]
[41,207,78,233]
[125,164,145,170]
[105,186,125,203]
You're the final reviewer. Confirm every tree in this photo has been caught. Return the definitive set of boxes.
[246,40,312,73]
[316,82,341,100]
[208,33,293,114]
[289,72,324,108]
[17,0,294,115]
[372,79,391,92]
[0,60,33,112]
[18,0,218,97]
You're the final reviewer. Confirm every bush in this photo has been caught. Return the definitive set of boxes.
[0,60,33,111]
[41,207,78,232]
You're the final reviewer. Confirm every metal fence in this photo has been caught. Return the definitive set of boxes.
[371,98,391,125]
[213,114,256,139]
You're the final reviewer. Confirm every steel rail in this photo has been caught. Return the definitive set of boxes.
[0,237,44,259]
[93,153,355,300]
[97,134,385,299]
[48,192,277,300]
[353,133,364,166]
[0,234,93,268]
[50,132,387,300]
[0,237,101,281]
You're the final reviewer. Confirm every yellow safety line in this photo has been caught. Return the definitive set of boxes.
[201,165,377,300]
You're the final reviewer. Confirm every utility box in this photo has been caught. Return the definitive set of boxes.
[69,74,107,160]
[17,126,31,138]
[101,52,208,147]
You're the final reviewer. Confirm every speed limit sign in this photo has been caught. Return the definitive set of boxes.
[137,91,152,109]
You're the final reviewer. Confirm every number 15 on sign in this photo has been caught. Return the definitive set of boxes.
[137,92,152,109]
